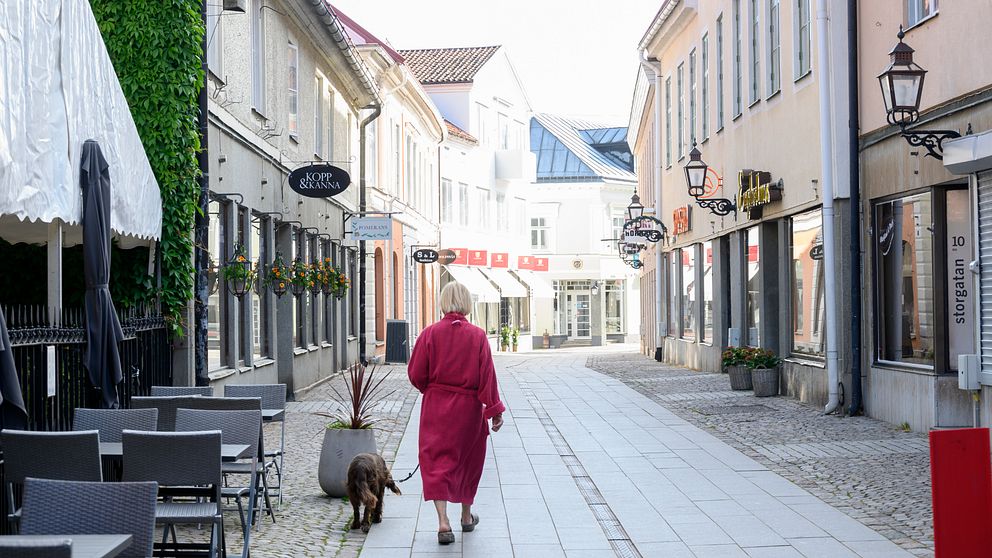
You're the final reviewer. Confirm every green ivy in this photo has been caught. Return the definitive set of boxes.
[90,0,204,337]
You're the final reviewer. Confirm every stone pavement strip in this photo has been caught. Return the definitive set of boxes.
[359,350,914,558]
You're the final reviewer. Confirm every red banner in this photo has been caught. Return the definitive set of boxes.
[449,248,468,265]
[518,255,534,270]
[468,249,488,266]
[532,257,549,272]
[491,253,509,268]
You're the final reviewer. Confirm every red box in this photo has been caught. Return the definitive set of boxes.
[468,249,488,266]
[532,257,548,272]
[929,427,992,557]
[518,255,533,270]
[449,248,467,265]
[491,253,509,268]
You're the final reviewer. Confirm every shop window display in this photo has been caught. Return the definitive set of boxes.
[702,240,713,343]
[791,210,825,357]
[682,247,696,340]
[745,227,760,346]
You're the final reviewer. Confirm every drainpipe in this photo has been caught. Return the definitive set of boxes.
[816,0,841,414]
[359,103,382,365]
[193,0,210,386]
[847,0,863,415]
[641,52,665,360]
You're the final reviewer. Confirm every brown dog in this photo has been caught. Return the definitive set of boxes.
[347,453,401,533]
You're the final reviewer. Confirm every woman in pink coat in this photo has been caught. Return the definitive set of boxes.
[408,281,505,545]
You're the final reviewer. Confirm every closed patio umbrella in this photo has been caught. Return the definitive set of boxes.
[81,140,124,409]
[0,306,28,430]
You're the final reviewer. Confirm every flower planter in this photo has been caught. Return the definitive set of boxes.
[317,427,377,497]
[727,365,752,390]
[751,366,780,397]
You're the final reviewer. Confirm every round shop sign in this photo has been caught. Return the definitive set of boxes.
[288,164,351,198]
[413,249,439,264]
[438,249,457,265]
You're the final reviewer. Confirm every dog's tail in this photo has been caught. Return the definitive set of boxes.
[356,477,378,510]
[385,472,402,496]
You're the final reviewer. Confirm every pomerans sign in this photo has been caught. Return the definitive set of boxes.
[288,164,351,198]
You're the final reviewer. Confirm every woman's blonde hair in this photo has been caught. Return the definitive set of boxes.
[439,281,473,315]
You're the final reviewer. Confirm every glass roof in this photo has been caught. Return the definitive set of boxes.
[579,127,628,145]
[530,119,597,181]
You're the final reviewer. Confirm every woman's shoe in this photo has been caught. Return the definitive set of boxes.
[461,513,480,532]
[438,530,455,545]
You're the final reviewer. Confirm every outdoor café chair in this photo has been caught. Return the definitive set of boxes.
[122,430,225,558]
[19,478,158,558]
[224,384,287,505]
[151,386,214,397]
[0,430,102,526]
[72,408,159,442]
[131,396,202,431]
[175,409,262,542]
[0,538,72,557]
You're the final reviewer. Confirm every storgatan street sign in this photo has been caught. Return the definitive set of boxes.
[736,170,782,218]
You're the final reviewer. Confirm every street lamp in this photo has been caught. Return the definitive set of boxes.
[684,143,709,198]
[591,281,600,296]
[877,26,962,159]
[626,191,645,221]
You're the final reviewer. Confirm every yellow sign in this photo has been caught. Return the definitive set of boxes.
[736,170,781,217]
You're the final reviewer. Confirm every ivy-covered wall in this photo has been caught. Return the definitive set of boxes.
[89,0,204,336]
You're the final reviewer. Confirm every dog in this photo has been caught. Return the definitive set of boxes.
[347,453,401,533]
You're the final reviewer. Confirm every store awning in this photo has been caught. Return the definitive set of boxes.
[513,269,555,298]
[444,266,501,303]
[0,0,162,244]
[479,268,528,298]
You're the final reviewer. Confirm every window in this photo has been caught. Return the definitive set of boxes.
[682,246,696,341]
[405,134,414,197]
[907,0,938,27]
[515,198,527,235]
[531,217,548,250]
[393,123,401,193]
[207,200,226,370]
[733,0,743,116]
[348,249,357,337]
[668,252,679,336]
[795,0,811,78]
[458,182,469,226]
[702,34,709,139]
[496,192,508,231]
[250,1,265,112]
[677,63,685,159]
[611,214,625,244]
[665,77,672,166]
[749,0,760,104]
[768,0,781,95]
[717,15,725,129]
[702,240,713,342]
[325,85,334,159]
[745,226,760,346]
[322,241,333,343]
[605,280,625,334]
[875,192,934,367]
[476,103,488,146]
[689,51,697,146]
[309,234,318,345]
[287,43,298,139]
[477,188,491,229]
[206,0,223,79]
[314,77,323,156]
[293,230,306,348]
[251,215,270,359]
[498,113,509,149]
[441,179,454,224]
[791,210,825,357]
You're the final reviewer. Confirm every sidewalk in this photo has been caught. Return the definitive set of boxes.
[360,352,912,557]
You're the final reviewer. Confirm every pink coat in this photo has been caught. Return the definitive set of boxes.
[408,312,506,504]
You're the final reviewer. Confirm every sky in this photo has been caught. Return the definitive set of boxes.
[330,0,661,124]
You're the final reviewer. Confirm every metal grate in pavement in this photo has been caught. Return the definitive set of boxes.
[521,388,643,558]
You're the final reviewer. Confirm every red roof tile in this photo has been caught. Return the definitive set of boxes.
[445,120,478,144]
[396,46,501,85]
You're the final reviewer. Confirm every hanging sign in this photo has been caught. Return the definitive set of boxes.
[413,249,438,264]
[447,248,468,265]
[351,216,391,240]
[736,170,782,218]
[672,205,692,235]
[437,249,457,265]
[491,253,509,268]
[809,244,824,260]
[518,255,534,270]
[288,164,351,198]
[468,249,488,266]
[532,257,549,272]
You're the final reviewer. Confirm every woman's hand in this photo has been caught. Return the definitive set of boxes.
[491,414,503,432]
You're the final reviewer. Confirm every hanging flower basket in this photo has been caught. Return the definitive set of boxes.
[308,262,323,295]
[289,257,311,298]
[319,258,335,296]
[222,243,255,298]
[331,268,350,300]
[263,252,289,298]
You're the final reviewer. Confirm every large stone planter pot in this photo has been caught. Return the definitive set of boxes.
[751,366,780,397]
[318,427,377,497]
[727,365,752,390]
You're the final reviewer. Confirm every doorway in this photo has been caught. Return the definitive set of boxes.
[566,291,591,339]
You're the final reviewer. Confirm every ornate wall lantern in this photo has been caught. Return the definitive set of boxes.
[683,143,736,216]
[626,191,645,221]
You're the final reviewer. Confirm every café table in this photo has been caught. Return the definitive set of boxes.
[0,534,132,558]
[261,408,285,422]
[100,442,252,462]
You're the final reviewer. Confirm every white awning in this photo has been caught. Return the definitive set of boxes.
[0,0,162,243]
[478,268,528,298]
[444,266,501,303]
[513,269,555,298]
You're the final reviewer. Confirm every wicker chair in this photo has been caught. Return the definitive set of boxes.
[150,385,214,397]
[72,408,159,442]
[19,478,158,558]
[224,384,287,506]
[0,430,102,526]
[122,430,224,558]
[176,409,262,541]
[0,538,71,557]
[130,396,202,431]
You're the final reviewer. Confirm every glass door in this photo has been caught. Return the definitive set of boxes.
[570,292,591,339]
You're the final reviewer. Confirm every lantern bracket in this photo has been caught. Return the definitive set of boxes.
[898,126,961,160]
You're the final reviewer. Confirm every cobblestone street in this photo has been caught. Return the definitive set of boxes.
[586,350,933,557]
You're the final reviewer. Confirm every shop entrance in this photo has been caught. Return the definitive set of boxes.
[566,291,592,339]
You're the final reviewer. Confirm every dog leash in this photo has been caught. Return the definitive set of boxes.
[396,464,420,483]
